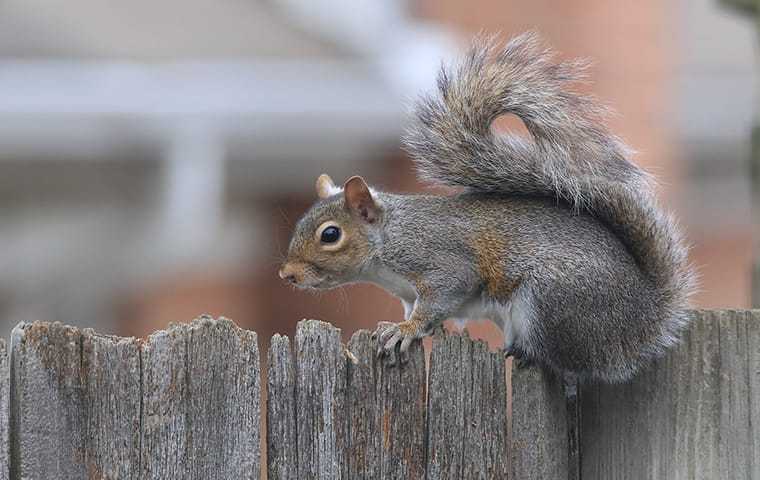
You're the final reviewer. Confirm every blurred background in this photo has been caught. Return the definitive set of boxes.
[0,0,757,348]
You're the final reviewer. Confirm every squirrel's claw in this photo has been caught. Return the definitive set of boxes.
[399,335,414,363]
[385,348,399,367]
[398,349,409,365]
[383,331,403,352]
[373,321,419,365]
[373,322,397,358]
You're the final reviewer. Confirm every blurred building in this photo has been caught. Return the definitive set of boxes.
[0,0,453,336]
[719,0,760,306]
[0,0,756,344]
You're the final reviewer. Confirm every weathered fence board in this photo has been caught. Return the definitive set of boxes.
[3,309,759,479]
[141,316,260,479]
[186,317,260,478]
[369,329,427,479]
[294,320,348,479]
[345,330,381,479]
[81,329,142,479]
[0,340,8,480]
[10,322,83,478]
[511,364,570,479]
[10,317,259,480]
[346,327,427,479]
[580,309,760,480]
[140,320,190,478]
[10,322,142,479]
[750,310,760,480]
[267,334,297,480]
[426,329,508,479]
[267,320,427,480]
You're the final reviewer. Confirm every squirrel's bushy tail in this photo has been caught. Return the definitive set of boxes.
[404,32,696,353]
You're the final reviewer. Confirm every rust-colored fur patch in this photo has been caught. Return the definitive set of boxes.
[398,319,421,336]
[472,230,519,299]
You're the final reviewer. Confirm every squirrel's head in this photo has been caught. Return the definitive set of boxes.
[279,174,382,290]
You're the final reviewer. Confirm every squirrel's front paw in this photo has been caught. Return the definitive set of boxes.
[372,320,422,366]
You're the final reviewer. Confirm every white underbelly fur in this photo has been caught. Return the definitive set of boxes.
[451,286,533,350]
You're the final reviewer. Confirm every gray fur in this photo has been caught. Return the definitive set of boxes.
[400,33,696,382]
[283,33,696,383]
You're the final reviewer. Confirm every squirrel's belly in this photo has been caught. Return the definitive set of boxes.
[452,296,499,327]
[452,286,533,351]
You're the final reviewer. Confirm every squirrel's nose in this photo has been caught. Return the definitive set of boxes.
[278,265,298,284]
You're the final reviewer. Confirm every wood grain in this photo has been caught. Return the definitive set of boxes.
[367,329,426,479]
[82,328,142,479]
[345,330,381,479]
[185,317,260,479]
[581,309,760,480]
[294,320,348,479]
[10,322,141,479]
[268,322,427,480]
[426,329,508,479]
[510,363,569,479]
[267,334,297,480]
[5,310,758,479]
[9,317,259,480]
[140,316,260,479]
[0,340,8,480]
[344,328,427,479]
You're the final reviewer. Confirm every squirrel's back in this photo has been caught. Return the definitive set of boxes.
[403,33,697,381]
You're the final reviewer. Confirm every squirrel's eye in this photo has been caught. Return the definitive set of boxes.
[320,226,341,244]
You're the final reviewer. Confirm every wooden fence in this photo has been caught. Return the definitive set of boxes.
[0,310,756,479]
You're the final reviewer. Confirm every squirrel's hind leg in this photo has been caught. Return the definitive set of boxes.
[504,345,534,369]
[501,284,535,361]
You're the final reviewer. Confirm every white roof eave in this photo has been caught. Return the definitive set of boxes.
[0,58,406,160]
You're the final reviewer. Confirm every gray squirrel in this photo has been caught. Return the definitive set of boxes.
[279,32,696,385]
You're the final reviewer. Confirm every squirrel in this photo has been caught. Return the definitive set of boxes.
[279,32,696,385]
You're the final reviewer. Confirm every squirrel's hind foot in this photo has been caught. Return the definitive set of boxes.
[505,346,534,370]
[512,357,535,370]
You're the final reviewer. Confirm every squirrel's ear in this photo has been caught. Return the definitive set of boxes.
[344,176,378,223]
[316,174,340,199]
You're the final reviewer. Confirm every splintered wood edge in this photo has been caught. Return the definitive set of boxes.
[9,315,258,347]
[9,318,503,367]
